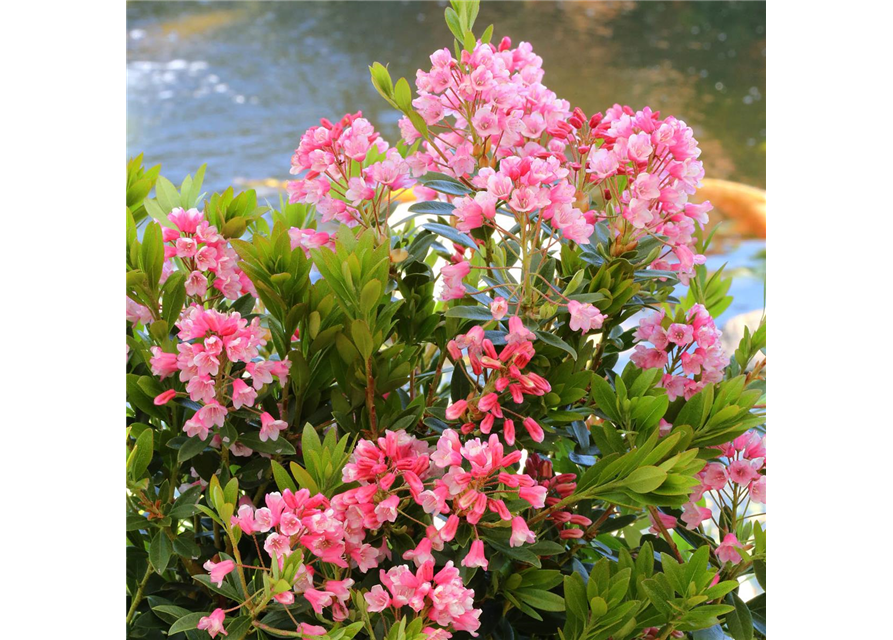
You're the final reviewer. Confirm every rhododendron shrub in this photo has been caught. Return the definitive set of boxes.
[126,3,766,640]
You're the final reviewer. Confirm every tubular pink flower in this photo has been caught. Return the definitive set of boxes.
[197,608,227,638]
[461,539,488,570]
[509,516,536,548]
[202,559,235,588]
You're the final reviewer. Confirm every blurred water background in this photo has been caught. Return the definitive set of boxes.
[126,0,766,323]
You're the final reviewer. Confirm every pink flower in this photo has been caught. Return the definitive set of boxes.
[149,347,179,379]
[300,624,327,637]
[231,379,257,409]
[264,532,293,560]
[666,323,694,346]
[186,271,208,297]
[490,296,508,320]
[462,539,488,569]
[625,198,654,229]
[154,389,177,406]
[304,588,335,614]
[587,148,620,180]
[522,417,545,443]
[446,400,471,423]
[231,504,255,534]
[505,316,535,345]
[503,419,516,446]
[510,516,535,547]
[197,608,227,638]
[202,559,235,587]
[259,412,287,442]
[750,476,766,504]
[197,401,227,429]
[728,459,760,485]
[627,131,654,163]
[374,495,400,525]
[716,533,743,565]
[168,207,204,233]
[184,414,210,441]
[518,485,547,508]
[439,261,471,301]
[648,510,677,535]
[326,578,355,603]
[472,106,502,137]
[403,538,435,567]
[702,463,728,491]
[680,502,712,529]
[364,584,391,612]
[567,300,606,334]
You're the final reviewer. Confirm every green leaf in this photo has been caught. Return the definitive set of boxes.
[360,280,383,315]
[140,221,164,288]
[725,592,754,640]
[226,616,255,640]
[513,588,566,612]
[423,180,473,196]
[238,432,296,456]
[154,175,181,212]
[394,77,413,112]
[445,305,494,321]
[444,7,464,40]
[351,319,375,359]
[131,428,154,479]
[534,330,577,360]
[407,200,456,216]
[149,531,172,574]
[370,63,398,109]
[623,467,667,493]
[193,573,243,600]
[290,462,320,495]
[177,434,208,463]
[591,376,620,423]
[168,612,208,635]
[422,222,478,250]
[169,485,203,519]
[563,572,589,624]
[271,459,297,493]
[150,604,191,625]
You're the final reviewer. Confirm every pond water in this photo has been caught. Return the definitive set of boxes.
[126,0,766,322]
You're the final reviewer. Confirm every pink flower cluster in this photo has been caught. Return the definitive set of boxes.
[585,104,712,282]
[404,40,570,169]
[235,490,374,613]
[365,561,481,636]
[430,429,544,514]
[693,431,766,515]
[445,318,551,443]
[630,304,729,401]
[649,430,765,566]
[453,157,595,245]
[218,430,488,636]
[148,305,290,442]
[287,112,415,227]
[339,425,547,577]
[163,207,256,300]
